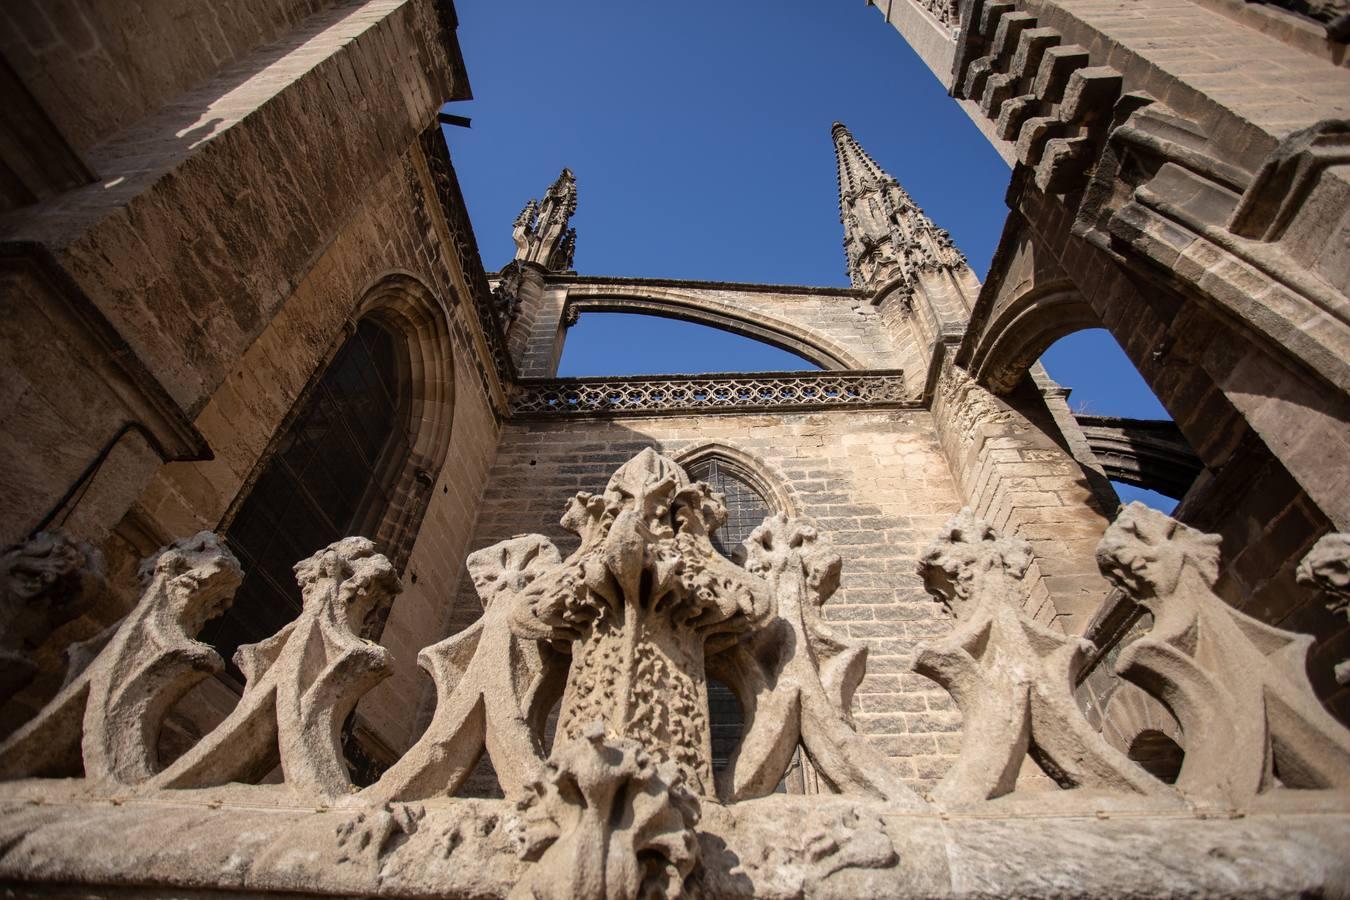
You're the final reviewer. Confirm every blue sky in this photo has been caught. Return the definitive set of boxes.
[444,0,1176,511]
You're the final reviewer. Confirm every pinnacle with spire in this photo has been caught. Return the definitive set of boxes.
[512,168,578,272]
[832,122,966,295]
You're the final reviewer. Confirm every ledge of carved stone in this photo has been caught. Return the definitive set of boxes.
[1,781,1347,898]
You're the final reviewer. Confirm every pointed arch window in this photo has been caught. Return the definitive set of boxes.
[202,275,456,685]
[682,452,782,777]
[202,319,411,674]
[684,457,774,560]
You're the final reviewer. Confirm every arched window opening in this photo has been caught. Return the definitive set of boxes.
[685,456,774,560]
[1126,729,1184,784]
[684,452,780,782]
[559,313,823,377]
[202,318,414,680]
[1039,329,1199,514]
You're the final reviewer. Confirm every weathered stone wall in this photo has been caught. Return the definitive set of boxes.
[446,408,1001,793]
[99,142,505,755]
[0,0,351,158]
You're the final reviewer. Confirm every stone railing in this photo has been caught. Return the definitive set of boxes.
[511,370,909,417]
[1,451,1349,898]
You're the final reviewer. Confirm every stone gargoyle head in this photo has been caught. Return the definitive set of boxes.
[137,532,243,637]
[917,508,1032,620]
[294,537,401,636]
[1095,502,1221,602]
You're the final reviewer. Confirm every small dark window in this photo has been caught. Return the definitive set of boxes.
[203,319,411,679]
[685,458,772,559]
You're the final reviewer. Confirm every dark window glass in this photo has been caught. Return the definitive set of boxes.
[685,458,772,559]
[202,319,409,681]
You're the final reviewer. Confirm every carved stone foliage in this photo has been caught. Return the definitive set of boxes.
[1099,504,1350,804]
[0,532,240,783]
[155,537,400,800]
[510,723,700,900]
[1298,533,1350,685]
[715,514,922,807]
[915,509,1171,806]
[513,448,771,795]
[833,123,969,295]
[0,530,106,705]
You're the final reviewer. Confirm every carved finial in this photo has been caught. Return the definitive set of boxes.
[1096,502,1221,601]
[917,507,1032,619]
[831,122,969,296]
[513,168,578,272]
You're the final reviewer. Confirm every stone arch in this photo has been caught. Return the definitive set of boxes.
[966,281,1101,394]
[675,442,798,519]
[564,288,866,371]
[345,271,456,568]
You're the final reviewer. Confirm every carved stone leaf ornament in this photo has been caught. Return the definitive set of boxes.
[155,536,400,800]
[0,532,239,783]
[716,514,923,806]
[914,509,1170,806]
[510,722,700,900]
[1099,504,1350,804]
[513,448,772,796]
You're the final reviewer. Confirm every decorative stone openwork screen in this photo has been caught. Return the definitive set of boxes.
[1,450,1349,898]
[511,370,909,417]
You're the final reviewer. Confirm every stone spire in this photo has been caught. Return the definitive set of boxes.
[512,168,577,272]
[832,122,967,295]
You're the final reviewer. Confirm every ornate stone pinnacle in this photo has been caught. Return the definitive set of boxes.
[832,122,968,296]
[512,168,578,272]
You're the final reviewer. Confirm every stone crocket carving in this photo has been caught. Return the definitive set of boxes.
[715,514,922,806]
[0,530,107,706]
[916,509,1169,806]
[511,722,700,900]
[1296,533,1350,686]
[0,532,240,783]
[154,537,400,800]
[513,448,771,796]
[367,534,565,802]
[1099,504,1350,804]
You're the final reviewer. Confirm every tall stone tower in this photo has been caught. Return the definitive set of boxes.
[832,122,980,391]
[496,168,578,363]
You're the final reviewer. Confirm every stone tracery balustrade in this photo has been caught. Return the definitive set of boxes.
[511,370,909,417]
[1,456,1349,898]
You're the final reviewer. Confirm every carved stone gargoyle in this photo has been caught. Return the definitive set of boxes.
[154,537,400,800]
[713,514,922,806]
[0,532,239,783]
[510,722,700,900]
[915,509,1169,806]
[367,534,565,802]
[0,530,107,707]
[1099,504,1350,805]
[513,448,771,796]
[1296,533,1350,686]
